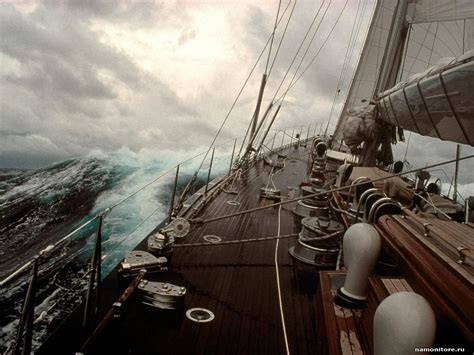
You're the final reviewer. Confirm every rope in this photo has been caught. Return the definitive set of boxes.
[277,0,349,102]
[275,204,291,355]
[235,1,294,164]
[192,0,293,178]
[194,154,474,225]
[267,0,299,79]
[324,0,362,135]
[173,233,297,248]
[265,0,282,75]
[108,136,242,212]
[271,0,328,103]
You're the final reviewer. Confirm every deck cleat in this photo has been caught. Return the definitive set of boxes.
[138,281,186,310]
[118,251,168,277]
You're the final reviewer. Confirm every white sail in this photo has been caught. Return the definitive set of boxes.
[407,0,474,24]
[333,0,398,140]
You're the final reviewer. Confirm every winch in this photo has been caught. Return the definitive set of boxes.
[293,187,330,219]
[118,251,168,277]
[299,216,344,249]
[289,216,345,267]
[137,280,186,310]
[147,218,190,256]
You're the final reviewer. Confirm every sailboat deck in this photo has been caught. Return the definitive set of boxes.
[40,144,324,354]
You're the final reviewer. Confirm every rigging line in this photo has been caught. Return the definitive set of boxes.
[194,0,293,177]
[338,0,366,88]
[267,0,299,79]
[323,0,362,135]
[275,204,291,355]
[334,0,371,132]
[403,131,412,162]
[194,154,474,225]
[277,0,349,103]
[334,0,368,122]
[345,0,382,110]
[265,0,283,75]
[235,1,293,162]
[427,22,439,68]
[103,204,163,261]
[108,136,243,212]
[278,0,332,104]
[174,233,297,248]
[272,0,331,102]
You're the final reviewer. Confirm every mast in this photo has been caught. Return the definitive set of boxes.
[362,0,409,166]
[374,0,409,94]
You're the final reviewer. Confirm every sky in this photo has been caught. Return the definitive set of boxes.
[0,0,372,166]
[0,0,473,195]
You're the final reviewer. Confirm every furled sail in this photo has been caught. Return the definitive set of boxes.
[334,0,474,148]
[375,0,474,147]
[376,51,474,146]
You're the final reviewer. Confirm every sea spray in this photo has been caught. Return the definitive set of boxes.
[0,144,232,353]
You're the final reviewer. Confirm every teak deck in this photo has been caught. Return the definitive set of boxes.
[40,144,324,355]
[317,271,414,355]
[38,142,474,354]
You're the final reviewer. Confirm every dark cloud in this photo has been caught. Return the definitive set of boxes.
[1,0,473,200]
[0,2,194,167]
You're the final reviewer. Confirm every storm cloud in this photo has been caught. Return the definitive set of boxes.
[0,0,473,196]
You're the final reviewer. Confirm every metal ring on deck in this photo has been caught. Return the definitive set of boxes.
[203,235,222,243]
[227,200,241,206]
[186,308,215,323]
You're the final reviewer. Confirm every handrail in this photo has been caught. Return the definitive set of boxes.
[0,215,98,287]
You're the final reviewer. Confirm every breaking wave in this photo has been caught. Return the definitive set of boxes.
[0,145,231,352]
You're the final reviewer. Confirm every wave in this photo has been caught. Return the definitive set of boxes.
[0,145,231,352]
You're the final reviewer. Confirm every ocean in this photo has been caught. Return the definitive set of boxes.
[0,146,230,352]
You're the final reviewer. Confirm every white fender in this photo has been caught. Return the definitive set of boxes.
[374,292,436,355]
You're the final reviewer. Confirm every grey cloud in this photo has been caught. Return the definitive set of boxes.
[52,0,165,28]
[0,2,194,166]
[178,28,197,46]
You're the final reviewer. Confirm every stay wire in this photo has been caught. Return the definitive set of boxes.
[236,0,293,161]
[271,0,328,103]
[193,0,292,176]
[277,0,332,104]
[324,0,362,135]
[267,0,299,79]
[265,0,283,75]
[277,0,349,103]
[194,154,474,225]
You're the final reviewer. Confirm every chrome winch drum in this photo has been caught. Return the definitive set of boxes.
[293,187,329,218]
[289,216,345,267]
